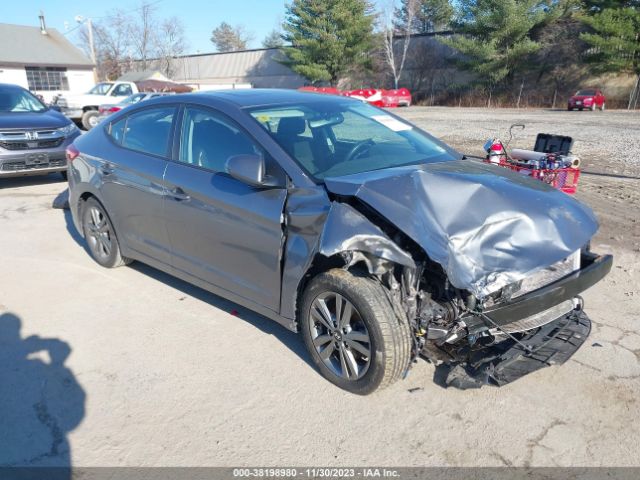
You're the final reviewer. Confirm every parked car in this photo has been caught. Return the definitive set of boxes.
[568,88,606,111]
[98,92,175,121]
[66,89,611,394]
[0,83,80,179]
[54,79,191,130]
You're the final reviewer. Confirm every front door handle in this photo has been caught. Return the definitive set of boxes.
[99,163,114,176]
[168,187,190,202]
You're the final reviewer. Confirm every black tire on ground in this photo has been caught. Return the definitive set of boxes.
[81,110,99,130]
[300,268,411,395]
[81,197,131,268]
[579,108,584,111]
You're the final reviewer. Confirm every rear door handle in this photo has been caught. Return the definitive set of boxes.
[168,187,190,202]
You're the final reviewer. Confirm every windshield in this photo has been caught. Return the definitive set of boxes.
[0,87,47,113]
[248,101,458,180]
[576,89,596,96]
[88,83,113,95]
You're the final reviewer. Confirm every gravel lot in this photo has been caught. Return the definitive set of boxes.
[0,107,638,470]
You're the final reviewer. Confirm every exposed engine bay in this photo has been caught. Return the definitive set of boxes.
[351,240,610,389]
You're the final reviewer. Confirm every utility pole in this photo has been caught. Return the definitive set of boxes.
[76,15,97,81]
[87,18,96,66]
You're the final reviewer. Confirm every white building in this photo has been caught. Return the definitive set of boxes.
[0,21,95,103]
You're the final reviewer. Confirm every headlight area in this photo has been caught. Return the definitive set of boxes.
[57,122,80,136]
[408,249,612,389]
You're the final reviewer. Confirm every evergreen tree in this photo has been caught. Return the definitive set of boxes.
[210,22,252,52]
[282,0,375,85]
[395,0,454,33]
[442,1,553,102]
[581,6,640,108]
[262,29,285,48]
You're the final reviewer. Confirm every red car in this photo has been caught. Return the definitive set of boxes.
[568,88,606,111]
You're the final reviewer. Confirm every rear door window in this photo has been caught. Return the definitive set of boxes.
[109,107,175,157]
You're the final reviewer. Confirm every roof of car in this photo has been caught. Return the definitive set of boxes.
[183,88,352,108]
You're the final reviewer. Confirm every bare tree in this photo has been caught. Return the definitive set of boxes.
[78,10,133,80]
[155,17,188,77]
[381,0,417,89]
[130,1,156,70]
[76,1,188,80]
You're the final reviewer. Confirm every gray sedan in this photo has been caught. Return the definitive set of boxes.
[66,89,611,394]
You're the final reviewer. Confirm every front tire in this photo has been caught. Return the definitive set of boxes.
[81,197,130,268]
[300,269,411,395]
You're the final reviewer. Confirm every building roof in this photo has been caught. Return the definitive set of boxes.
[148,48,305,88]
[0,23,94,68]
[117,70,168,82]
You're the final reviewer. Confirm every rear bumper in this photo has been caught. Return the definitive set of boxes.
[0,164,66,178]
[60,107,84,120]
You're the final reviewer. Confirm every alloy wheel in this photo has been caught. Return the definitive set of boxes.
[308,292,371,380]
[85,206,112,260]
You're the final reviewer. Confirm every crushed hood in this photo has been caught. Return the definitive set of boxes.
[324,160,598,298]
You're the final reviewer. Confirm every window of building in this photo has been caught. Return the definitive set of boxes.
[25,66,70,91]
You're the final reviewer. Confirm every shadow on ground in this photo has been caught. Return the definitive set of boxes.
[130,262,314,370]
[0,312,85,479]
[0,173,66,190]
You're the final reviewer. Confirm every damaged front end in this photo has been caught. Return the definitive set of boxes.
[363,239,612,390]
[318,161,613,389]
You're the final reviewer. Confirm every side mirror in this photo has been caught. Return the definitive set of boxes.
[226,154,281,188]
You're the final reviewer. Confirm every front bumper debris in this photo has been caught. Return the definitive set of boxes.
[440,308,591,389]
[479,252,612,327]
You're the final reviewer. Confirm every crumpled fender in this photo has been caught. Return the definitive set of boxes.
[318,202,415,272]
[278,187,414,321]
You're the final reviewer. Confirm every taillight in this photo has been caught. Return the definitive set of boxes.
[108,106,122,113]
[66,144,80,162]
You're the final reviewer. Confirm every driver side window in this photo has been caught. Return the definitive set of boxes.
[112,84,133,96]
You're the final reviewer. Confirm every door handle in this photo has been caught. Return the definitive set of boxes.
[168,187,190,202]
[99,163,114,176]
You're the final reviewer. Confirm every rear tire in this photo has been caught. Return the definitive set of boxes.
[300,269,411,395]
[81,197,131,268]
[81,110,99,130]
